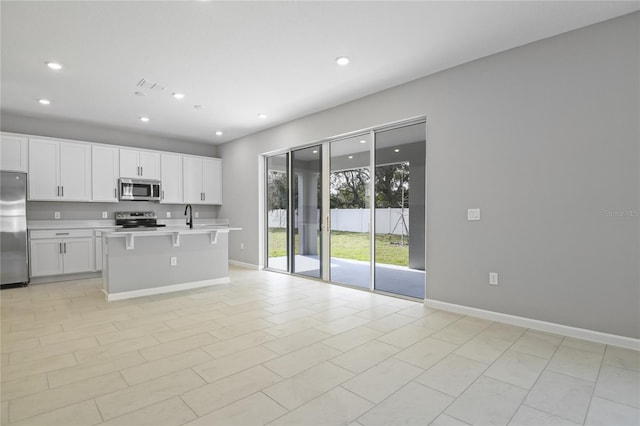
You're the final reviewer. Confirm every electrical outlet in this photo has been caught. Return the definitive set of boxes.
[240,243,245,250]
[166,212,171,218]
[195,211,199,218]
[467,208,480,221]
[170,257,177,266]
[102,212,108,219]
[54,211,61,219]
[489,272,499,285]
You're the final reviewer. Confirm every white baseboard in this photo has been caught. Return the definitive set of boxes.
[424,299,640,351]
[104,277,230,302]
[229,260,259,270]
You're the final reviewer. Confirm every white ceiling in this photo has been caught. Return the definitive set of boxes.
[1,1,637,145]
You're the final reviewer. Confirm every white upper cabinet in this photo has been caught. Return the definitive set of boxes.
[183,156,203,204]
[202,158,222,205]
[0,132,28,172]
[183,156,222,205]
[160,153,183,204]
[92,145,119,202]
[120,148,160,180]
[29,138,91,201]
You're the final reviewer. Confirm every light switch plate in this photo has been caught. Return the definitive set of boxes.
[467,208,480,221]
[102,212,108,219]
[195,212,199,218]
[489,272,499,285]
[54,211,61,219]
[166,212,171,218]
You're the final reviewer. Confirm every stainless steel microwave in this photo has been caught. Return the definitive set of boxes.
[119,178,161,201]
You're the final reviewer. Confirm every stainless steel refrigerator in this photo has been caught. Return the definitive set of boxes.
[1,171,29,285]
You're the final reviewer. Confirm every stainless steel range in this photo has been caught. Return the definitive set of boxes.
[115,211,166,230]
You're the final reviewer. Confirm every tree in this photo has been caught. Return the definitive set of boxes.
[267,171,288,209]
[375,162,409,208]
[330,169,369,208]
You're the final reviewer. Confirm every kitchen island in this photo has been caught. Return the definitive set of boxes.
[101,225,241,301]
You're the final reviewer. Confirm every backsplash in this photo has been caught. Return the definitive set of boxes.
[26,201,219,221]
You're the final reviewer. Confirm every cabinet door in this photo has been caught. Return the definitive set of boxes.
[160,153,183,204]
[119,148,140,178]
[28,138,60,200]
[183,157,203,204]
[95,237,103,271]
[30,239,63,277]
[202,158,222,205]
[139,151,160,180]
[63,238,94,274]
[0,133,28,172]
[92,145,119,202]
[59,142,91,201]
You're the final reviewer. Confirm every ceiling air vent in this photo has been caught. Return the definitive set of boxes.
[136,78,165,92]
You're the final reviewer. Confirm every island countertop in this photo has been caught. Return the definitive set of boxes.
[100,225,242,250]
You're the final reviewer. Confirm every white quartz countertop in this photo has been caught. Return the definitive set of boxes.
[102,225,242,236]
[28,219,232,230]
[28,220,120,230]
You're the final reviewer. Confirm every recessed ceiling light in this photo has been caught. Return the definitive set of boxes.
[336,56,350,66]
[38,99,51,105]
[394,148,400,153]
[312,150,318,154]
[215,131,223,136]
[193,105,204,110]
[359,140,367,144]
[172,92,185,99]
[134,91,146,97]
[348,155,354,159]
[140,116,150,122]
[46,61,62,70]
[257,113,267,119]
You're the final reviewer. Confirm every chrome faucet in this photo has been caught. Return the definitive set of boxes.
[184,204,193,229]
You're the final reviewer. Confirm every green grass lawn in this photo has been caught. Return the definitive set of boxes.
[267,228,409,267]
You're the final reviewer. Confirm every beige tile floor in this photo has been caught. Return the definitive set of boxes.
[1,266,638,426]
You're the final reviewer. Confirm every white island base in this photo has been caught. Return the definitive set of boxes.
[102,227,239,301]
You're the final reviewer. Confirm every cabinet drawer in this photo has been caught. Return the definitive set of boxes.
[30,229,94,239]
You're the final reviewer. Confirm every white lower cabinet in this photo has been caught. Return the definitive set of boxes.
[95,234,103,272]
[29,229,95,277]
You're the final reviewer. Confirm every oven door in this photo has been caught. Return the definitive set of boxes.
[119,179,160,201]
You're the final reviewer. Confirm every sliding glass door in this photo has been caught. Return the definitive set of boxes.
[329,134,372,289]
[374,122,426,298]
[264,119,425,299]
[291,145,323,278]
[266,153,288,271]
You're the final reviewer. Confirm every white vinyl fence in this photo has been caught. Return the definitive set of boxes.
[268,208,409,235]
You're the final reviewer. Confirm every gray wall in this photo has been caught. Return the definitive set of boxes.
[218,13,640,338]
[1,112,220,220]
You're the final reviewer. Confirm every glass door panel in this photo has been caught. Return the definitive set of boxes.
[374,122,426,298]
[329,134,371,289]
[292,145,322,278]
[266,153,289,271]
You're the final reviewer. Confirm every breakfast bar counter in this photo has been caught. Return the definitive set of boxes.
[101,225,241,301]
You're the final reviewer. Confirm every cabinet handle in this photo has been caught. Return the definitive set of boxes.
[203,192,206,201]
[57,186,60,196]
[55,232,69,236]
[59,242,62,254]
[63,242,67,253]
[114,188,117,198]
[61,186,64,197]
[141,166,143,176]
